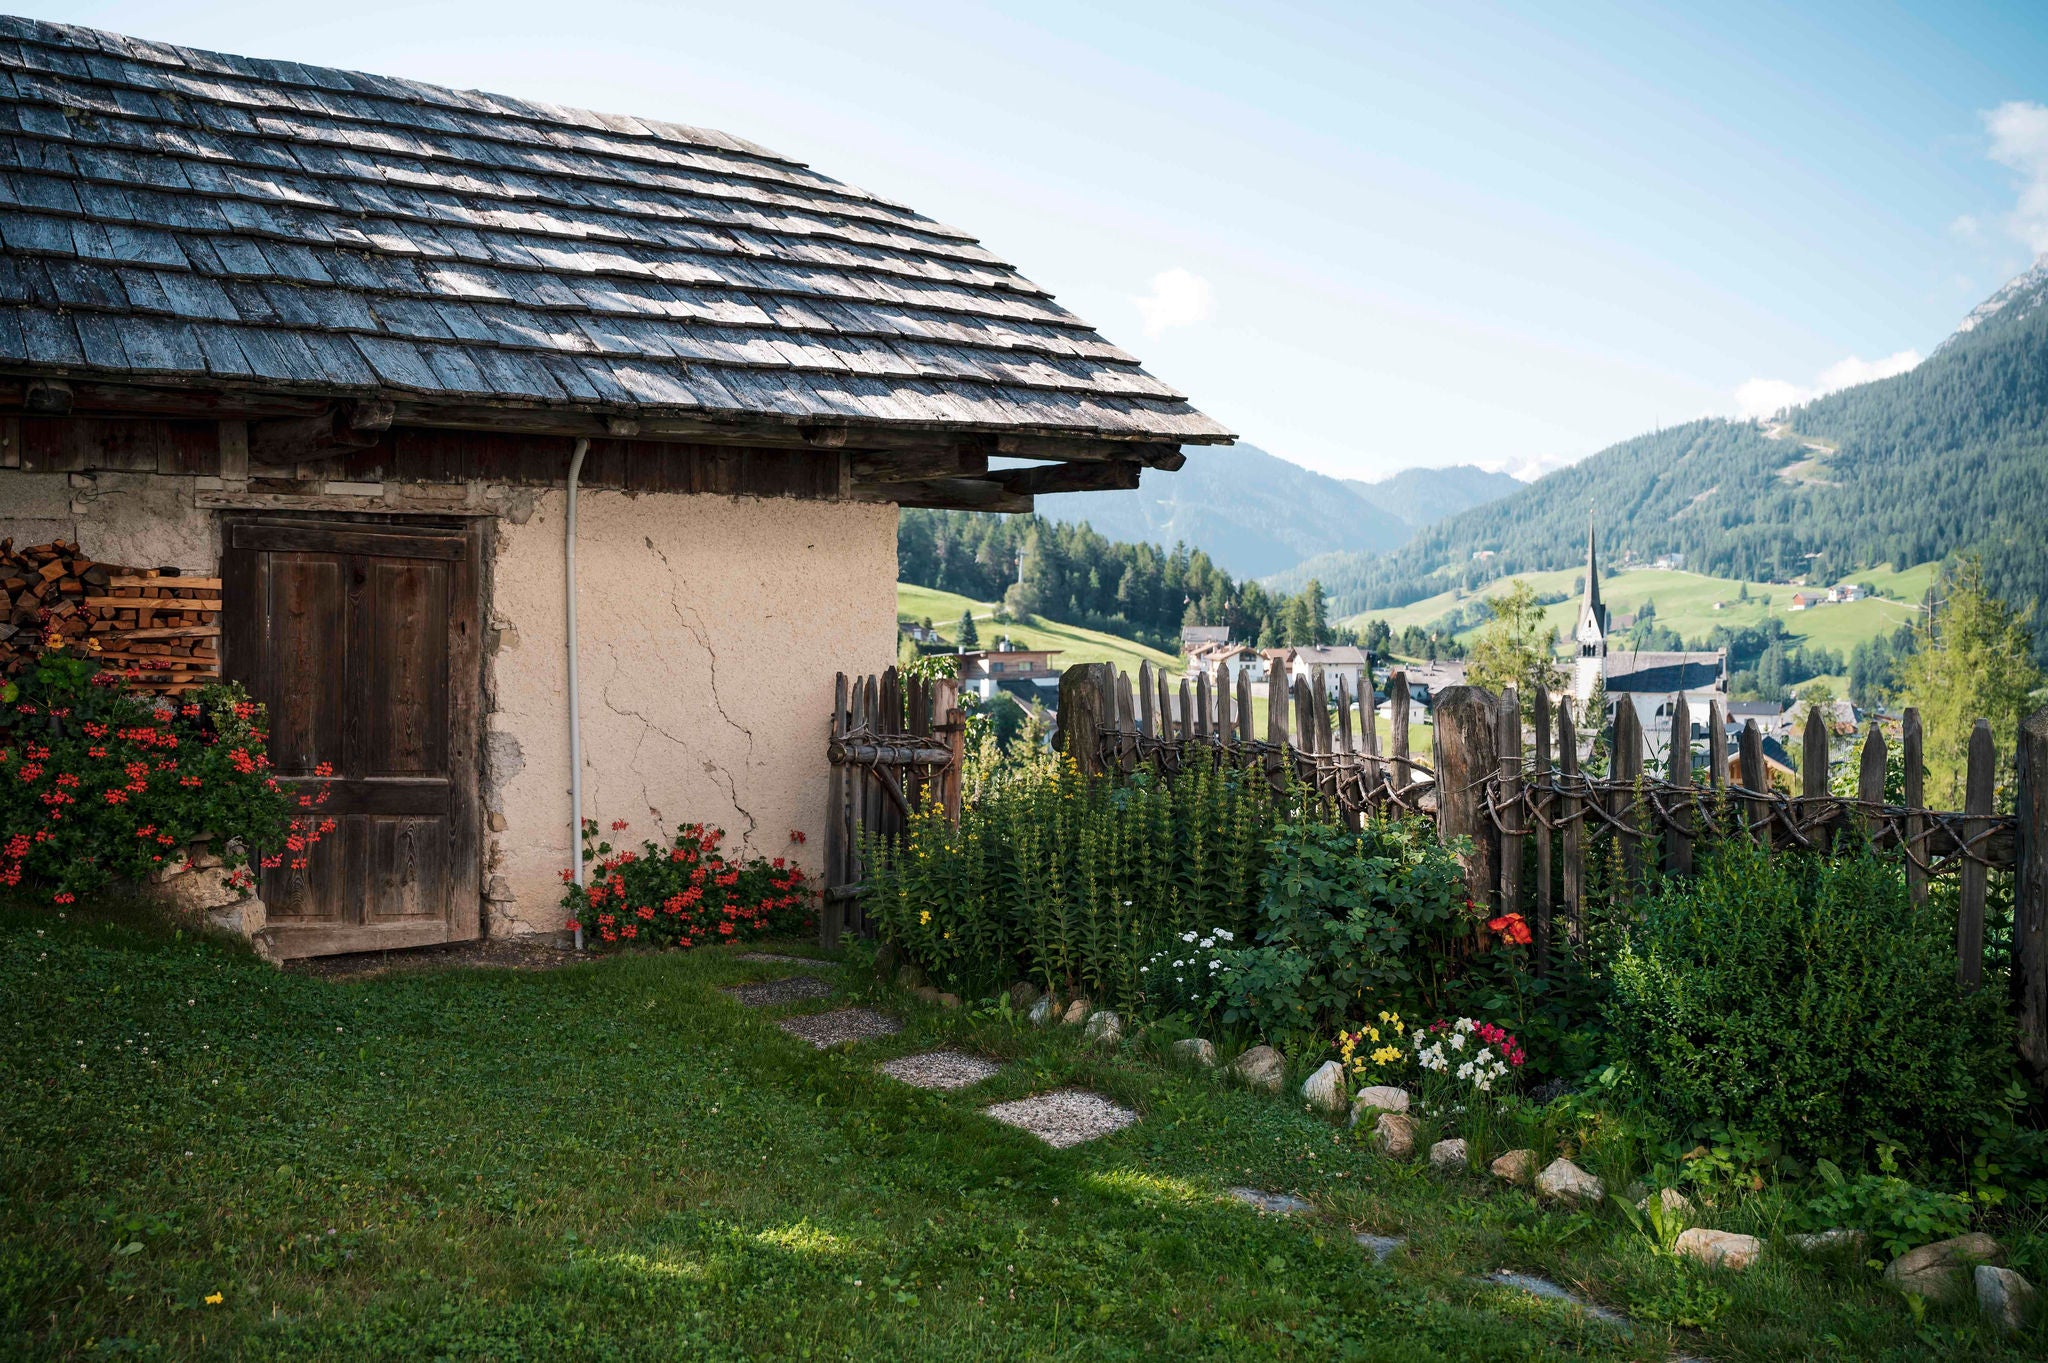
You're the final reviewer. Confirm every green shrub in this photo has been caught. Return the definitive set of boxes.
[1604,839,2010,1160]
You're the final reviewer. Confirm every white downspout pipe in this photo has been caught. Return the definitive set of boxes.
[565,437,590,951]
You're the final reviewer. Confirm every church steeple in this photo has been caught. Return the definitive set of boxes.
[1573,521,1608,656]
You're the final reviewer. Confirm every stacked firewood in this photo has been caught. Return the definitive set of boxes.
[0,539,221,694]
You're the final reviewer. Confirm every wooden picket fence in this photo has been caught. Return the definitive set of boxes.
[821,667,963,943]
[1051,659,2048,1081]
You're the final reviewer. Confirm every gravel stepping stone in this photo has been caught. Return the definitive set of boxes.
[1478,1270,1628,1324]
[984,1089,1138,1148]
[777,1007,902,1048]
[1229,1188,1315,1215]
[724,975,835,1007]
[733,953,839,966]
[879,1050,1002,1090]
[1355,1233,1406,1262]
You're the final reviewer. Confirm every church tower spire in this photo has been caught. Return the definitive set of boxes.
[1571,520,1608,702]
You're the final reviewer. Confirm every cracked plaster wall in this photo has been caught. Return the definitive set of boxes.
[486,488,898,935]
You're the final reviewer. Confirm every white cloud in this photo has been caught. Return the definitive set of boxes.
[1948,213,1981,240]
[1132,268,1214,337]
[1986,100,2048,254]
[1733,349,1922,420]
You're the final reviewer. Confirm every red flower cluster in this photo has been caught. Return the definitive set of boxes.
[1,658,332,902]
[1487,911,1533,947]
[561,820,814,951]
[1426,1016,1528,1068]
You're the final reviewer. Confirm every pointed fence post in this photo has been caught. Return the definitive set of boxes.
[1707,698,1727,793]
[1558,704,1583,952]
[1533,687,1554,974]
[934,676,964,825]
[1362,673,1385,809]
[1209,668,1224,739]
[1960,719,1995,990]
[1434,686,1502,910]
[1903,708,1927,906]
[1856,724,1888,842]
[1335,673,1360,828]
[1666,692,1692,876]
[1057,662,1105,777]
[1178,677,1194,742]
[1389,669,1412,799]
[1137,661,1156,738]
[1158,667,1177,746]
[1802,703,1831,848]
[2014,706,2048,1081]
[1739,719,1769,847]
[1498,687,1524,917]
[1194,672,1212,742]
[1612,701,1642,891]
[1236,668,1254,745]
[1266,659,1290,801]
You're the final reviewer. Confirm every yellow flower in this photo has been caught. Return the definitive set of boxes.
[942,931,952,940]
[204,1292,224,1306]
[1371,1045,1402,1065]
[918,910,931,926]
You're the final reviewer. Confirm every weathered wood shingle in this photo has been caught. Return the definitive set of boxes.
[0,16,1230,443]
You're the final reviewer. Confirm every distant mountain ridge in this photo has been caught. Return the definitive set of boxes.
[1342,465,1523,527]
[1034,444,1520,580]
[1268,257,2048,661]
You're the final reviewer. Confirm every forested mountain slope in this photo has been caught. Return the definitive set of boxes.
[1034,444,1408,579]
[1274,259,2048,658]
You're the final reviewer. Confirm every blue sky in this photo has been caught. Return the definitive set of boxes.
[34,1,2048,479]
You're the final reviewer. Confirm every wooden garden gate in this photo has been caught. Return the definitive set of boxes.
[821,667,963,944]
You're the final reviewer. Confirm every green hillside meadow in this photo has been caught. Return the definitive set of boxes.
[1348,561,1937,661]
[897,584,1179,679]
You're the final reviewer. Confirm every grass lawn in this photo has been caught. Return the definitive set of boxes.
[1345,563,1936,661]
[4,904,2037,1361]
[897,583,1179,679]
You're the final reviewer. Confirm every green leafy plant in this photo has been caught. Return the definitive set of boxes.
[1801,1153,1973,1258]
[864,745,1283,1005]
[0,654,320,902]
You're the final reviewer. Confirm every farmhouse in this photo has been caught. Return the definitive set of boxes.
[0,18,1229,958]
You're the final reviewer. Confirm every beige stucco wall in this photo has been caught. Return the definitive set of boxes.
[484,489,898,934]
[1,464,900,940]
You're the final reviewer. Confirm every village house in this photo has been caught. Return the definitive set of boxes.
[0,18,1229,958]
[1186,640,1264,691]
[1284,644,1370,702]
[1179,623,1230,653]
[957,640,1061,703]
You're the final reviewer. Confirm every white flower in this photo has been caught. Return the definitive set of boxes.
[1449,1033,1466,1051]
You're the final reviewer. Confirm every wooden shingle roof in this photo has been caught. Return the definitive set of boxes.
[0,16,1231,445]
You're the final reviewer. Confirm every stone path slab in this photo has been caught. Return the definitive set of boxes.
[778,1007,902,1048]
[879,1050,1002,1090]
[724,975,835,1007]
[984,1089,1138,1148]
[1229,1188,1315,1216]
[734,953,840,965]
[1355,1233,1406,1262]
[1478,1270,1628,1325]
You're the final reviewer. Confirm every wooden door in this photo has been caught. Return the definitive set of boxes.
[221,518,483,958]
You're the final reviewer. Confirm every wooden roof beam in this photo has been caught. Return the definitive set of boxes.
[988,459,1144,496]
